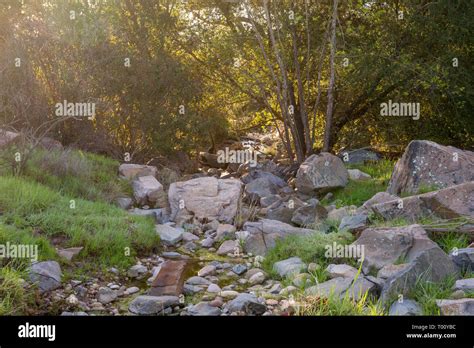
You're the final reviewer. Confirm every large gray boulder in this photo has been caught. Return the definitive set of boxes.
[372,182,474,221]
[168,177,242,224]
[244,171,289,203]
[389,299,423,316]
[296,153,349,194]
[132,175,167,208]
[29,261,62,292]
[381,246,458,303]
[387,140,474,195]
[243,219,314,255]
[187,302,222,316]
[291,200,328,227]
[338,148,381,165]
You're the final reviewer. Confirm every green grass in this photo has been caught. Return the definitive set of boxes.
[431,232,470,255]
[295,266,386,316]
[409,276,458,315]
[322,159,395,208]
[0,266,31,315]
[262,231,354,279]
[5,147,131,203]
[0,176,159,267]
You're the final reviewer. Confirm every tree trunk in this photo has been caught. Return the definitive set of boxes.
[323,0,338,152]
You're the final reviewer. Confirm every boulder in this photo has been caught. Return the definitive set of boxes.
[97,287,118,304]
[188,302,222,316]
[291,200,328,227]
[226,293,266,315]
[453,278,474,292]
[215,224,237,242]
[373,182,474,222]
[348,169,371,181]
[128,295,179,315]
[353,224,434,274]
[243,219,314,255]
[119,163,158,180]
[387,140,474,195]
[326,264,358,279]
[217,240,239,256]
[389,299,423,315]
[116,197,133,210]
[273,257,307,278]
[132,175,167,208]
[155,224,184,246]
[168,177,242,224]
[357,192,398,214]
[381,246,458,303]
[29,261,62,292]
[305,277,352,298]
[436,299,474,315]
[338,214,368,233]
[296,153,349,194]
[199,152,227,169]
[265,199,301,224]
[327,206,353,223]
[450,248,474,272]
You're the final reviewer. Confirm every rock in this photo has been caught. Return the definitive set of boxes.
[260,195,281,208]
[185,276,211,286]
[97,287,117,304]
[243,219,314,255]
[305,277,353,298]
[248,272,266,285]
[339,148,381,165]
[265,199,299,224]
[346,276,378,301]
[207,284,221,293]
[381,246,459,303]
[128,295,179,315]
[377,264,410,279]
[29,261,62,292]
[116,197,133,210]
[326,264,358,279]
[156,224,184,246]
[273,257,307,278]
[453,278,474,292]
[119,163,158,180]
[348,169,371,181]
[226,293,266,315]
[182,232,199,242]
[217,240,239,256]
[215,224,236,241]
[232,264,247,276]
[199,152,227,169]
[124,287,140,295]
[436,299,474,315]
[57,247,83,261]
[149,260,187,297]
[291,200,328,227]
[327,206,353,223]
[296,153,349,194]
[210,297,224,307]
[357,192,399,214]
[168,177,242,223]
[338,214,368,233]
[280,286,298,296]
[127,264,148,279]
[61,311,88,316]
[245,176,284,202]
[188,302,222,316]
[132,175,167,208]
[292,273,312,288]
[450,248,474,272]
[373,182,474,222]
[308,263,321,272]
[200,237,215,248]
[198,265,216,277]
[387,140,474,195]
[220,290,240,299]
[389,299,423,315]
[353,224,430,274]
